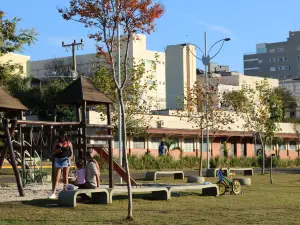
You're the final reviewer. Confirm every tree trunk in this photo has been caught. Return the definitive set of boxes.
[260,135,265,175]
[270,137,273,184]
[262,144,265,175]
[199,130,203,177]
[118,89,133,220]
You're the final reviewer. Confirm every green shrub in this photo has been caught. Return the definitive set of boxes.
[98,154,300,171]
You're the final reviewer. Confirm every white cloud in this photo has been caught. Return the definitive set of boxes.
[183,14,237,39]
[197,21,234,36]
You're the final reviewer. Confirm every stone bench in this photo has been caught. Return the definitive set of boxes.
[229,168,253,176]
[234,177,252,186]
[145,171,184,181]
[58,189,109,207]
[109,187,170,203]
[168,184,219,197]
[206,168,228,177]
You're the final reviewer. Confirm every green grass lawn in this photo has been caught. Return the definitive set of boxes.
[1,173,300,225]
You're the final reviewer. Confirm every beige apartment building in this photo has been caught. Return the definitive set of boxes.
[30,34,166,110]
[0,53,30,77]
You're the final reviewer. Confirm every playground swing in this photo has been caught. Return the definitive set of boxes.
[18,126,49,186]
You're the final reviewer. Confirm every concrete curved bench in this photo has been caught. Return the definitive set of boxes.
[206,168,228,177]
[58,189,109,207]
[109,187,170,203]
[187,176,205,184]
[229,168,253,176]
[145,171,184,181]
[168,184,219,197]
[234,177,251,186]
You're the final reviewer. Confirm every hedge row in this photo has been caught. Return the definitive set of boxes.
[96,155,300,170]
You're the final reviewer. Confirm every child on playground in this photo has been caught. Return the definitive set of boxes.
[74,161,86,188]
[78,149,100,189]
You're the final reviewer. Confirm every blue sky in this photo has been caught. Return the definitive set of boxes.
[2,0,300,72]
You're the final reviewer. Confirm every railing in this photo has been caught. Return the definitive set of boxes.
[243,52,257,55]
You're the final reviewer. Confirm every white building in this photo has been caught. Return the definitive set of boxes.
[165,44,196,109]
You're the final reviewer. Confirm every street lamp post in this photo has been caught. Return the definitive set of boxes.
[182,32,230,169]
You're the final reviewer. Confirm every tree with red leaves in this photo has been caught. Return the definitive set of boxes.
[58,0,164,220]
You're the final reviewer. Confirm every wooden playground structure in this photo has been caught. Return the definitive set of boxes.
[0,76,126,196]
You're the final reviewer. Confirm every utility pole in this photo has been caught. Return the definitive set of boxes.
[62,39,84,79]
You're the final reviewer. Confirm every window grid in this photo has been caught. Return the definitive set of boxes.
[288,141,297,151]
[184,138,194,152]
[151,137,162,149]
[133,137,145,149]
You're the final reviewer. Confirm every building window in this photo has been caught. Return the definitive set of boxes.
[240,143,247,156]
[290,111,296,118]
[133,137,145,149]
[151,137,162,149]
[277,48,284,52]
[244,67,259,71]
[184,138,194,152]
[95,140,108,145]
[244,58,258,62]
[278,56,289,62]
[279,143,286,151]
[278,65,290,71]
[270,67,276,72]
[269,49,275,53]
[258,60,262,64]
[114,137,119,149]
[200,140,208,152]
[230,142,237,156]
[270,57,277,63]
[258,68,263,72]
[288,141,297,151]
[297,45,300,51]
[18,65,24,74]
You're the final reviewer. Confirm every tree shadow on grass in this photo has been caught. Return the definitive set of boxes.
[111,193,161,202]
[22,199,64,208]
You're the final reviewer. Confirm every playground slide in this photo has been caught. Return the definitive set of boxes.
[93,147,138,185]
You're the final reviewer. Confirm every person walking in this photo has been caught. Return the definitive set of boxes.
[158,141,167,156]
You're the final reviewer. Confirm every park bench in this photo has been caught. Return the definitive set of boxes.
[206,168,228,177]
[109,187,170,203]
[145,171,184,181]
[229,168,253,176]
[58,189,109,207]
[167,184,219,197]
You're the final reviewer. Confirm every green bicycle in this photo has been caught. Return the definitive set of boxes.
[216,168,242,196]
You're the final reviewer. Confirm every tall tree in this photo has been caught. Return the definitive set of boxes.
[0,11,37,86]
[273,87,297,119]
[44,58,73,81]
[59,0,164,219]
[223,79,283,180]
[92,59,157,139]
[178,80,235,177]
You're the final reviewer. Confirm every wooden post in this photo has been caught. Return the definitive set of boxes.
[0,119,17,168]
[76,104,82,162]
[20,125,26,186]
[52,104,56,191]
[82,101,87,165]
[2,118,24,196]
[107,103,114,188]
